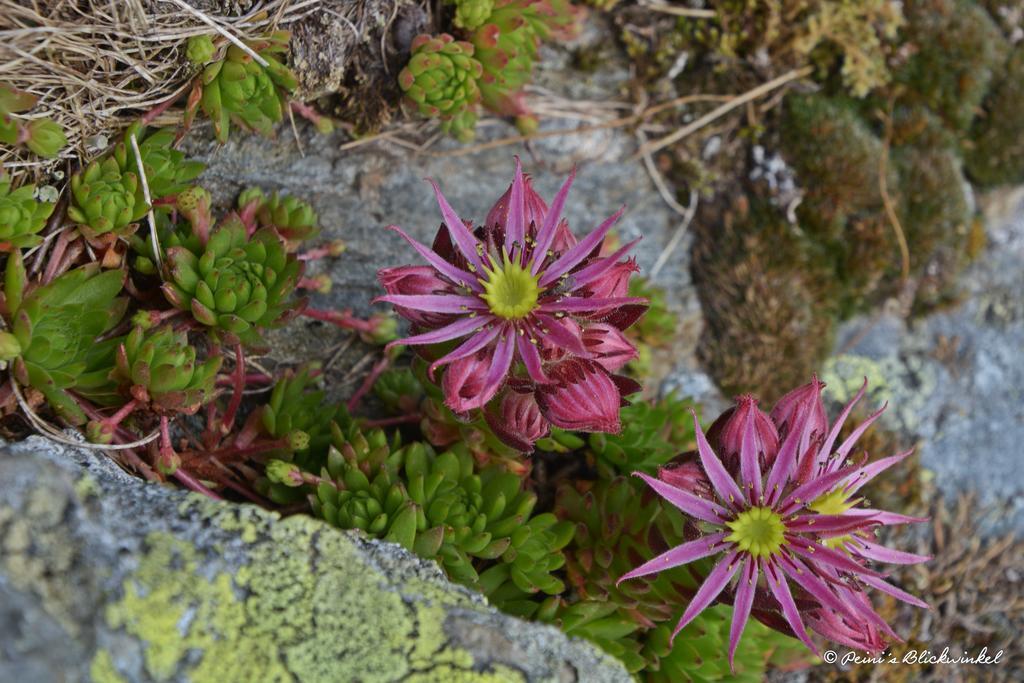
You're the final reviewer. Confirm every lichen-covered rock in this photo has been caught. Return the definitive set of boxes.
[0,437,630,682]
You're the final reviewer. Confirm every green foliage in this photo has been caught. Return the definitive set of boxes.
[68,156,148,237]
[373,366,424,414]
[237,187,319,242]
[587,393,697,478]
[3,254,125,424]
[260,363,344,466]
[300,428,573,598]
[625,277,677,378]
[0,174,55,249]
[187,32,298,144]
[0,83,67,158]
[161,221,304,346]
[894,0,1008,132]
[110,325,222,415]
[120,124,205,200]
[447,0,495,30]
[398,33,483,142]
[966,46,1024,187]
[185,35,217,65]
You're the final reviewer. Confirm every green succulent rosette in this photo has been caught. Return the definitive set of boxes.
[161,221,305,345]
[300,424,572,596]
[67,156,148,237]
[448,0,495,30]
[0,175,55,250]
[237,187,318,242]
[2,253,125,424]
[114,124,205,200]
[0,83,66,158]
[190,31,298,144]
[185,34,217,65]
[587,393,698,478]
[373,366,424,414]
[110,325,221,415]
[398,33,483,142]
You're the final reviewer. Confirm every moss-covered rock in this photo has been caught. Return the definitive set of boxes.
[965,47,1024,187]
[0,437,629,683]
[894,0,1008,132]
[691,197,837,403]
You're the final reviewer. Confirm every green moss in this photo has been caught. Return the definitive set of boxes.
[93,499,538,682]
[692,197,837,402]
[965,47,1024,187]
[782,93,889,234]
[895,0,1008,132]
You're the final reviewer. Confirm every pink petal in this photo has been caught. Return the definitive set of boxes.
[729,558,759,671]
[671,551,743,643]
[427,179,486,273]
[617,532,728,584]
[693,410,746,508]
[538,295,647,314]
[787,539,884,578]
[387,225,482,293]
[515,328,549,384]
[633,472,729,524]
[485,390,549,453]
[841,449,915,496]
[778,463,859,515]
[391,315,492,348]
[374,294,486,313]
[851,538,932,565]
[763,558,819,654]
[739,399,764,503]
[567,238,642,290]
[532,313,591,357]
[539,206,625,287]
[859,574,929,609]
[505,156,526,255]
[481,330,516,400]
[536,359,622,433]
[854,509,929,526]
[582,323,638,372]
[835,401,887,461]
[531,167,576,275]
[778,554,856,618]
[428,325,502,378]
[787,513,880,535]
[818,377,868,461]
[443,352,499,413]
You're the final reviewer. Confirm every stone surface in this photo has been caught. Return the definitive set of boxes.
[821,186,1024,533]
[0,436,630,683]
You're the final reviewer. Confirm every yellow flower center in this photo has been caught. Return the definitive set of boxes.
[480,253,541,320]
[807,487,860,516]
[808,488,861,551]
[725,507,786,558]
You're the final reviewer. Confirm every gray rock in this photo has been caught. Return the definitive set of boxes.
[822,186,1024,533]
[0,436,630,683]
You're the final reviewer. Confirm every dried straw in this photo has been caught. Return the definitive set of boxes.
[0,0,321,182]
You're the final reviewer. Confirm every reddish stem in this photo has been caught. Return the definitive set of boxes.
[172,468,224,500]
[360,414,423,428]
[216,372,274,387]
[42,229,75,284]
[101,399,138,430]
[141,90,183,125]
[302,307,376,333]
[221,344,245,434]
[347,355,391,413]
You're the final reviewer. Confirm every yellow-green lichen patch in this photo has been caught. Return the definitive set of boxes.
[0,487,85,638]
[97,497,529,682]
[90,649,128,683]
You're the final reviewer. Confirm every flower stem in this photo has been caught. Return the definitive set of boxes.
[220,343,245,434]
[172,468,224,500]
[347,355,391,413]
[302,307,376,333]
